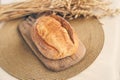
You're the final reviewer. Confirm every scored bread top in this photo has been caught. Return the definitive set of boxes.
[31,15,79,60]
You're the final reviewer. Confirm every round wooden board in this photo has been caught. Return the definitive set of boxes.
[0,17,104,80]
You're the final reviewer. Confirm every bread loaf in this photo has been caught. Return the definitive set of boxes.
[31,15,80,60]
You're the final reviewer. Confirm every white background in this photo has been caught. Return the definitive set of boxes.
[0,0,120,80]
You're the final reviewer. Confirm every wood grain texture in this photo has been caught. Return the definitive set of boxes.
[0,17,104,80]
[18,16,86,71]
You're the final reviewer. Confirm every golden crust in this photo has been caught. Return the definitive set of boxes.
[31,15,79,60]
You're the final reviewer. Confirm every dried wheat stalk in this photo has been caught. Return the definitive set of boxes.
[0,0,120,21]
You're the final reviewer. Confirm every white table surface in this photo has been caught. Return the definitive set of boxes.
[0,0,120,80]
